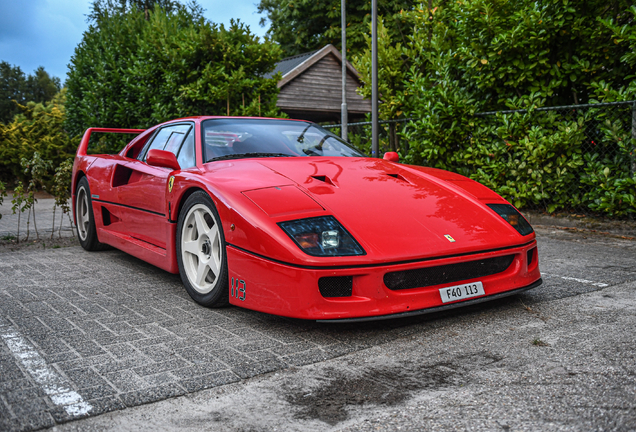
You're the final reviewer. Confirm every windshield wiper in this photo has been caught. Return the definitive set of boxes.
[207,152,294,162]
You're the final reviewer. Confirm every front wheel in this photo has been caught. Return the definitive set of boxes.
[176,191,229,307]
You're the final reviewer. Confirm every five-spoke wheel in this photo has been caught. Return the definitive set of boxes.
[176,192,229,306]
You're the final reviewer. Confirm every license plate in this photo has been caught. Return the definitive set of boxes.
[439,281,485,303]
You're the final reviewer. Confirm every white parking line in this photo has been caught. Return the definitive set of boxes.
[0,324,92,417]
[542,273,609,288]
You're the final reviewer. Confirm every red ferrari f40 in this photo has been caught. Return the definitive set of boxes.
[72,117,542,322]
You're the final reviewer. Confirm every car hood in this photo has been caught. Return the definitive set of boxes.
[202,157,531,263]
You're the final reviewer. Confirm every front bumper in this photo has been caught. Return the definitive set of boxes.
[226,240,541,321]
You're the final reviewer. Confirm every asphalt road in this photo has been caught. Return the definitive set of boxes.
[0,228,635,431]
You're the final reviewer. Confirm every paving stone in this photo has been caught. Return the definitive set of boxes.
[13,411,54,431]
[80,395,126,417]
[0,356,26,381]
[199,347,252,367]
[133,359,186,377]
[231,359,287,379]
[9,397,50,418]
[282,348,331,367]
[77,384,119,400]
[62,337,106,357]
[0,379,32,393]
[104,370,147,393]
[104,343,142,360]
[269,341,318,356]
[245,350,280,362]
[56,355,112,372]
[171,362,228,380]
[99,332,147,346]
[63,367,111,389]
[130,335,179,348]
[119,383,186,408]
[143,372,179,387]
[44,351,81,364]
[178,370,240,393]
[3,387,46,405]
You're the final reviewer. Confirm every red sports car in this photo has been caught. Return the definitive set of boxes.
[72,117,542,322]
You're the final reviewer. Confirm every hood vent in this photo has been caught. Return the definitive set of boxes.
[311,175,335,186]
[386,173,410,183]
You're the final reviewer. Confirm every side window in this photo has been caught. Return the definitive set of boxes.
[140,124,192,162]
[177,129,196,169]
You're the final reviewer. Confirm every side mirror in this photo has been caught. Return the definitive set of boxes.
[383,152,399,162]
[147,149,181,171]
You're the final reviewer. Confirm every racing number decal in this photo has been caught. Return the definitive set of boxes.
[231,277,246,301]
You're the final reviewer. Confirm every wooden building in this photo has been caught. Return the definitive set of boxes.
[268,45,371,123]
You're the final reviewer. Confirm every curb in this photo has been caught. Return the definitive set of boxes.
[524,211,636,239]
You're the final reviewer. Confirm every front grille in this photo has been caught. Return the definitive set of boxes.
[384,255,515,291]
[319,276,353,298]
[527,248,535,266]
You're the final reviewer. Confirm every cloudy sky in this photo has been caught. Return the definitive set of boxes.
[0,0,270,83]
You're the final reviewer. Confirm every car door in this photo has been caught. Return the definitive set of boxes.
[113,123,193,249]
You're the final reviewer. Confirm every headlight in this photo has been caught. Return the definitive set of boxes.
[487,204,534,236]
[278,216,366,256]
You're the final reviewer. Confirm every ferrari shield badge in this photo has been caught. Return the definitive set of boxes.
[168,176,175,193]
[444,234,456,243]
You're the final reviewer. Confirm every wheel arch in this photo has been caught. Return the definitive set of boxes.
[72,170,87,224]
[173,186,208,221]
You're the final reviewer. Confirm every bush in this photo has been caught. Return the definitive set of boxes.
[391,0,636,216]
[0,89,78,187]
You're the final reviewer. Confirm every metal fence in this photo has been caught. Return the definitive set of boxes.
[324,101,636,218]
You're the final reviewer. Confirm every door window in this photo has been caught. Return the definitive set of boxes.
[176,129,196,169]
[140,124,192,162]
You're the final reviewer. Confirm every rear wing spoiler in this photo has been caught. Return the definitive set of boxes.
[77,127,146,157]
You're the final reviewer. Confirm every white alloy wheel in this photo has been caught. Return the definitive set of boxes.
[180,203,223,294]
[76,184,90,241]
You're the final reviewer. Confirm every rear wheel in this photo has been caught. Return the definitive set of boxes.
[176,191,229,307]
[76,177,106,251]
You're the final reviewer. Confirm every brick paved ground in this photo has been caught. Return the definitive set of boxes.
[1,230,635,431]
[0,246,426,431]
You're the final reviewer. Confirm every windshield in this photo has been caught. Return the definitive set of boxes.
[201,118,365,163]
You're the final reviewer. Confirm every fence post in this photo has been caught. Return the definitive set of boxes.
[632,102,636,177]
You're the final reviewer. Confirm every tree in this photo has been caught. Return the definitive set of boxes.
[0,62,27,123]
[257,0,415,57]
[0,62,61,124]
[26,67,61,104]
[66,3,282,137]
[87,0,195,21]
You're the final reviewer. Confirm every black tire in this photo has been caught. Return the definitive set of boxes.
[176,191,229,307]
[75,177,107,251]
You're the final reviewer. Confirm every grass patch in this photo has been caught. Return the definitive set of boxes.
[1,235,16,240]
[532,338,549,347]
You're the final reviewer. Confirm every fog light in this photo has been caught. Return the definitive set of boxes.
[322,230,339,249]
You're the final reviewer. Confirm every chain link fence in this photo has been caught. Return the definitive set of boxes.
[325,101,636,218]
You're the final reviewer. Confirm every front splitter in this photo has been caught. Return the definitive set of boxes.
[316,278,543,323]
